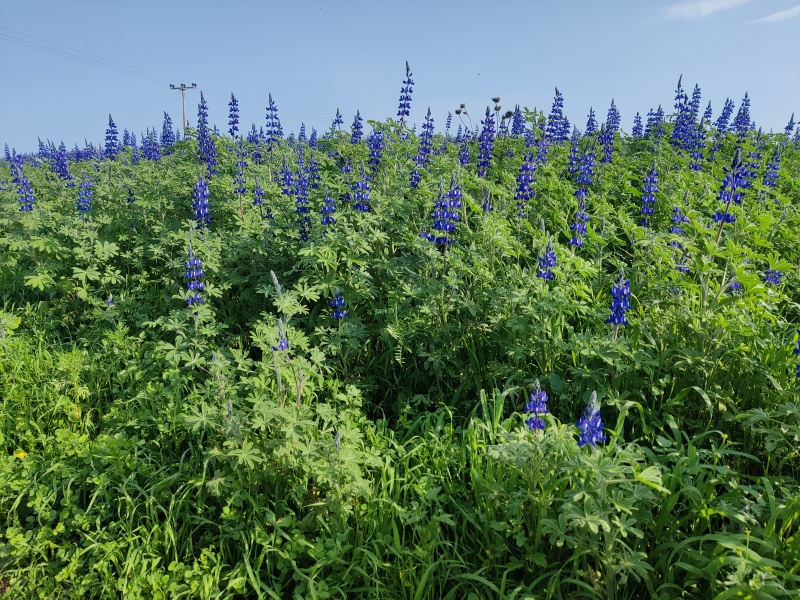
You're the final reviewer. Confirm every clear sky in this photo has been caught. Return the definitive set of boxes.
[2,0,799,153]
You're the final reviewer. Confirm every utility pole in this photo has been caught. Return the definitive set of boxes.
[170,83,197,136]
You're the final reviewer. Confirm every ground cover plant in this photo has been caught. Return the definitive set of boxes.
[1,70,800,599]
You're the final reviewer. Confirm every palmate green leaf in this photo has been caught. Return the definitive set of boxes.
[227,440,262,469]
[72,265,101,285]
[23,271,55,291]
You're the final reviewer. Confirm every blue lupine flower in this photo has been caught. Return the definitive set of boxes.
[252,178,265,207]
[53,142,74,184]
[350,110,363,144]
[606,269,631,327]
[367,130,384,172]
[309,128,318,148]
[793,330,799,378]
[713,148,745,225]
[352,166,371,212]
[688,84,702,123]
[426,178,462,244]
[193,175,211,225]
[577,392,606,447]
[419,107,435,165]
[784,113,795,136]
[702,101,713,123]
[726,279,743,296]
[585,107,598,136]
[321,188,336,226]
[762,148,781,190]
[331,108,344,131]
[715,98,735,133]
[397,61,413,125]
[639,166,657,227]
[606,99,621,134]
[567,128,581,178]
[77,173,92,215]
[142,129,161,161]
[525,379,549,431]
[670,204,690,235]
[632,113,643,138]
[537,241,556,281]
[515,151,536,219]
[272,320,289,351]
[15,165,35,213]
[477,107,495,177]
[185,244,205,306]
[265,93,283,147]
[104,114,119,160]
[675,257,690,275]
[688,123,705,171]
[733,93,752,143]
[228,93,239,138]
[295,157,311,241]
[599,123,615,163]
[458,138,470,166]
[197,93,218,175]
[647,105,665,138]
[511,105,525,135]
[298,123,307,144]
[161,112,176,151]
[445,111,453,137]
[546,88,568,143]
[330,289,347,319]
[763,269,782,286]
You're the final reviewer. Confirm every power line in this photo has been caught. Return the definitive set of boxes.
[0,25,184,84]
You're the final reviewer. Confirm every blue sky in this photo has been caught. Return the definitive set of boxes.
[1,0,799,153]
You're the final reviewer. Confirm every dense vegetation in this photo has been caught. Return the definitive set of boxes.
[1,77,800,599]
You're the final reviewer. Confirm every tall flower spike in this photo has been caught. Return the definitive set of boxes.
[733,93,752,143]
[585,107,598,136]
[15,164,35,213]
[193,174,211,225]
[713,147,745,228]
[197,93,218,175]
[525,379,549,431]
[350,110,363,144]
[477,107,495,178]
[104,114,119,160]
[228,93,239,138]
[606,269,631,327]
[331,108,344,131]
[161,112,176,151]
[352,165,371,212]
[265,93,282,147]
[330,289,347,319]
[715,98,735,133]
[632,112,643,138]
[77,173,93,216]
[397,61,413,125]
[367,130,384,173]
[577,391,606,447]
[511,105,525,136]
[793,330,800,378]
[784,113,796,137]
[639,166,658,227]
[536,240,556,281]
[320,188,336,226]
[185,243,205,306]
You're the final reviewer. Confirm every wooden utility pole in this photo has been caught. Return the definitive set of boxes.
[170,83,197,136]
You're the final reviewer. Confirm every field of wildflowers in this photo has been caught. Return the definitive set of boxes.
[1,67,799,598]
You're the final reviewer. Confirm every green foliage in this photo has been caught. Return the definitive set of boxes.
[0,119,799,597]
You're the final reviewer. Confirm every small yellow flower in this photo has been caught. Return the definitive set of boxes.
[14,449,26,460]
